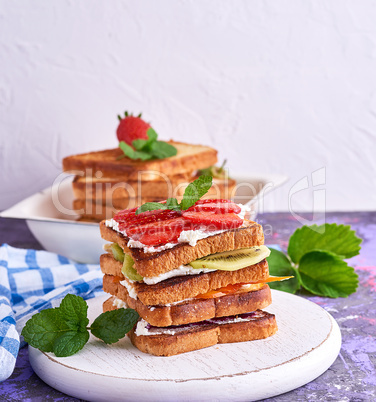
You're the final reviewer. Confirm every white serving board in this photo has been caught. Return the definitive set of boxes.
[29,290,341,401]
[0,173,287,264]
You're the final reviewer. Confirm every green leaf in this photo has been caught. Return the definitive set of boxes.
[21,308,70,352]
[150,140,178,159]
[119,141,153,161]
[298,250,359,297]
[135,202,168,215]
[166,198,180,211]
[90,308,139,344]
[266,248,300,294]
[59,294,89,331]
[180,175,213,210]
[132,128,158,151]
[53,330,90,357]
[288,223,362,264]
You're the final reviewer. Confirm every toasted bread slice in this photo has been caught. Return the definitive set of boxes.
[72,175,236,201]
[100,219,264,277]
[63,141,218,179]
[101,256,269,305]
[103,302,277,356]
[103,283,271,327]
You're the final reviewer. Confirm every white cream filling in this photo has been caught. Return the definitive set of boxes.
[112,297,128,309]
[143,264,216,285]
[135,311,265,336]
[105,203,250,254]
[119,278,137,300]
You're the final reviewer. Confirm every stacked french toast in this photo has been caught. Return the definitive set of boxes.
[99,176,290,356]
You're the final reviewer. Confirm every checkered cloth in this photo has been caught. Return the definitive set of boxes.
[0,244,103,382]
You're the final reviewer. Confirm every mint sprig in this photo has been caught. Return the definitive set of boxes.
[119,128,177,161]
[135,175,213,215]
[267,223,362,298]
[21,294,139,357]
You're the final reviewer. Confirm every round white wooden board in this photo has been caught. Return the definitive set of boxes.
[29,290,341,401]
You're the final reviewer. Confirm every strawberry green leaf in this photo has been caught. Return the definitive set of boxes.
[180,175,213,210]
[53,330,90,357]
[21,308,70,352]
[266,248,300,294]
[90,308,139,344]
[119,141,153,161]
[150,140,178,159]
[135,202,169,215]
[298,250,358,297]
[288,223,362,264]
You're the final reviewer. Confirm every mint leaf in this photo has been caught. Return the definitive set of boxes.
[21,308,70,352]
[288,223,362,264]
[135,202,168,215]
[132,128,158,151]
[266,248,300,294]
[53,330,90,357]
[166,198,180,211]
[90,308,139,344]
[180,175,213,210]
[150,140,178,159]
[59,294,89,331]
[119,141,153,161]
[298,250,358,297]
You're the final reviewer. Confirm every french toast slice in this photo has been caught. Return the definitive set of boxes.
[101,255,269,305]
[100,219,264,277]
[103,283,272,327]
[63,141,218,179]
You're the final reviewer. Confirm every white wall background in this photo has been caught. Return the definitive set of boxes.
[1,0,375,212]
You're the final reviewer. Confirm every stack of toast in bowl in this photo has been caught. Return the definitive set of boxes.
[63,142,236,221]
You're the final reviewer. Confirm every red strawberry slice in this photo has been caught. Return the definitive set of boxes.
[194,199,232,205]
[117,209,181,231]
[127,218,191,246]
[182,212,243,231]
[113,207,138,222]
[116,113,150,146]
[188,201,241,214]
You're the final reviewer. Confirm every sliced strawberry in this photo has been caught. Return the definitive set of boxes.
[118,209,181,231]
[126,217,192,246]
[188,200,241,214]
[182,212,243,231]
[113,208,137,222]
[194,199,232,205]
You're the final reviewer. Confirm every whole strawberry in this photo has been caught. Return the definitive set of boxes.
[116,112,150,147]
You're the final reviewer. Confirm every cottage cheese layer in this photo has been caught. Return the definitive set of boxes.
[143,264,216,285]
[105,203,251,254]
[135,311,266,336]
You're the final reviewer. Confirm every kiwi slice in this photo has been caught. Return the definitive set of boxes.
[122,254,143,282]
[104,243,125,262]
[189,246,270,271]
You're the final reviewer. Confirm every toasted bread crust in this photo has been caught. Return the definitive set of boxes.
[125,311,277,356]
[63,142,218,179]
[103,283,272,327]
[101,257,269,305]
[100,219,264,277]
[73,175,236,200]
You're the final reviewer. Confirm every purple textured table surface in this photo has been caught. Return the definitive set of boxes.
[0,212,375,401]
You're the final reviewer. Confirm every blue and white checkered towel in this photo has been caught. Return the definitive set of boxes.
[0,244,103,382]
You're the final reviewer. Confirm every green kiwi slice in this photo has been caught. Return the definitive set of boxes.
[122,254,143,282]
[189,245,270,271]
[104,243,125,262]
